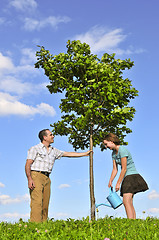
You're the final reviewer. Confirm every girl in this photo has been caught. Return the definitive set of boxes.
[103,133,148,219]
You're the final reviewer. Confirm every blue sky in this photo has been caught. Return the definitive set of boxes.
[0,0,159,222]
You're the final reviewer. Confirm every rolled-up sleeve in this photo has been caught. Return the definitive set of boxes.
[27,147,37,161]
[53,148,64,159]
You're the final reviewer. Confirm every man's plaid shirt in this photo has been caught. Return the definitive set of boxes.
[27,142,64,173]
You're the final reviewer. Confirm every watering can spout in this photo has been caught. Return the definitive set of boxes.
[95,203,112,208]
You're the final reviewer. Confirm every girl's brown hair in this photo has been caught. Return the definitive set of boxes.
[103,133,120,145]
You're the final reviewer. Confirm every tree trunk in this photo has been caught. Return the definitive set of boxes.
[89,125,96,220]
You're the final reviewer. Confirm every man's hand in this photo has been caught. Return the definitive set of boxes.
[28,178,35,190]
[86,150,93,156]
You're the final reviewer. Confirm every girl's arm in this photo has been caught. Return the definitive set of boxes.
[115,157,127,191]
[108,160,118,188]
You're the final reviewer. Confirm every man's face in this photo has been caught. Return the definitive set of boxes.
[44,130,54,144]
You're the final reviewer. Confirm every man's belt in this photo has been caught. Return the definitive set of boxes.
[31,170,50,177]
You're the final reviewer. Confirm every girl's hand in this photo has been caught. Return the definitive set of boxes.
[108,180,112,188]
[115,183,120,192]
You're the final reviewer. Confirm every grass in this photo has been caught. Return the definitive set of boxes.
[0,216,158,239]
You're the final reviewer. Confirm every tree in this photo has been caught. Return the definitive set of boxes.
[35,40,138,220]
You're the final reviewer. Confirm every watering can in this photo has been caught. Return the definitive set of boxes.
[95,188,123,209]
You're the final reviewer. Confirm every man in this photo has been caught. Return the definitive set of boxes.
[25,129,92,222]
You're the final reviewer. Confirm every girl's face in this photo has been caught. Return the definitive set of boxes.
[103,140,115,150]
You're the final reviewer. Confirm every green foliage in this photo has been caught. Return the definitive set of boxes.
[0,217,158,239]
[35,40,138,150]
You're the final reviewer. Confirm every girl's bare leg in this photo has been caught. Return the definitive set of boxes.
[123,193,136,219]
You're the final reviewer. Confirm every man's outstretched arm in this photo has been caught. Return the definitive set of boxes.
[62,150,93,157]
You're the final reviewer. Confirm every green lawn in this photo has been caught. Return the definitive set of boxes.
[0,217,158,239]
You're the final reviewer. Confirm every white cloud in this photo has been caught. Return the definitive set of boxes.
[0,52,14,72]
[58,184,71,189]
[20,48,36,65]
[0,51,55,117]
[0,92,56,117]
[74,26,126,53]
[23,16,71,31]
[0,77,34,95]
[35,103,56,116]
[0,76,46,96]
[16,64,37,76]
[0,51,36,77]
[0,51,46,96]
[148,208,159,213]
[148,190,159,200]
[0,182,5,188]
[0,193,29,205]
[74,26,145,55]
[10,0,37,11]
[114,46,145,55]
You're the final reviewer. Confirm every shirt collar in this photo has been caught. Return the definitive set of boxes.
[39,142,53,149]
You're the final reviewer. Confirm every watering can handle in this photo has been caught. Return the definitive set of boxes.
[109,187,113,194]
